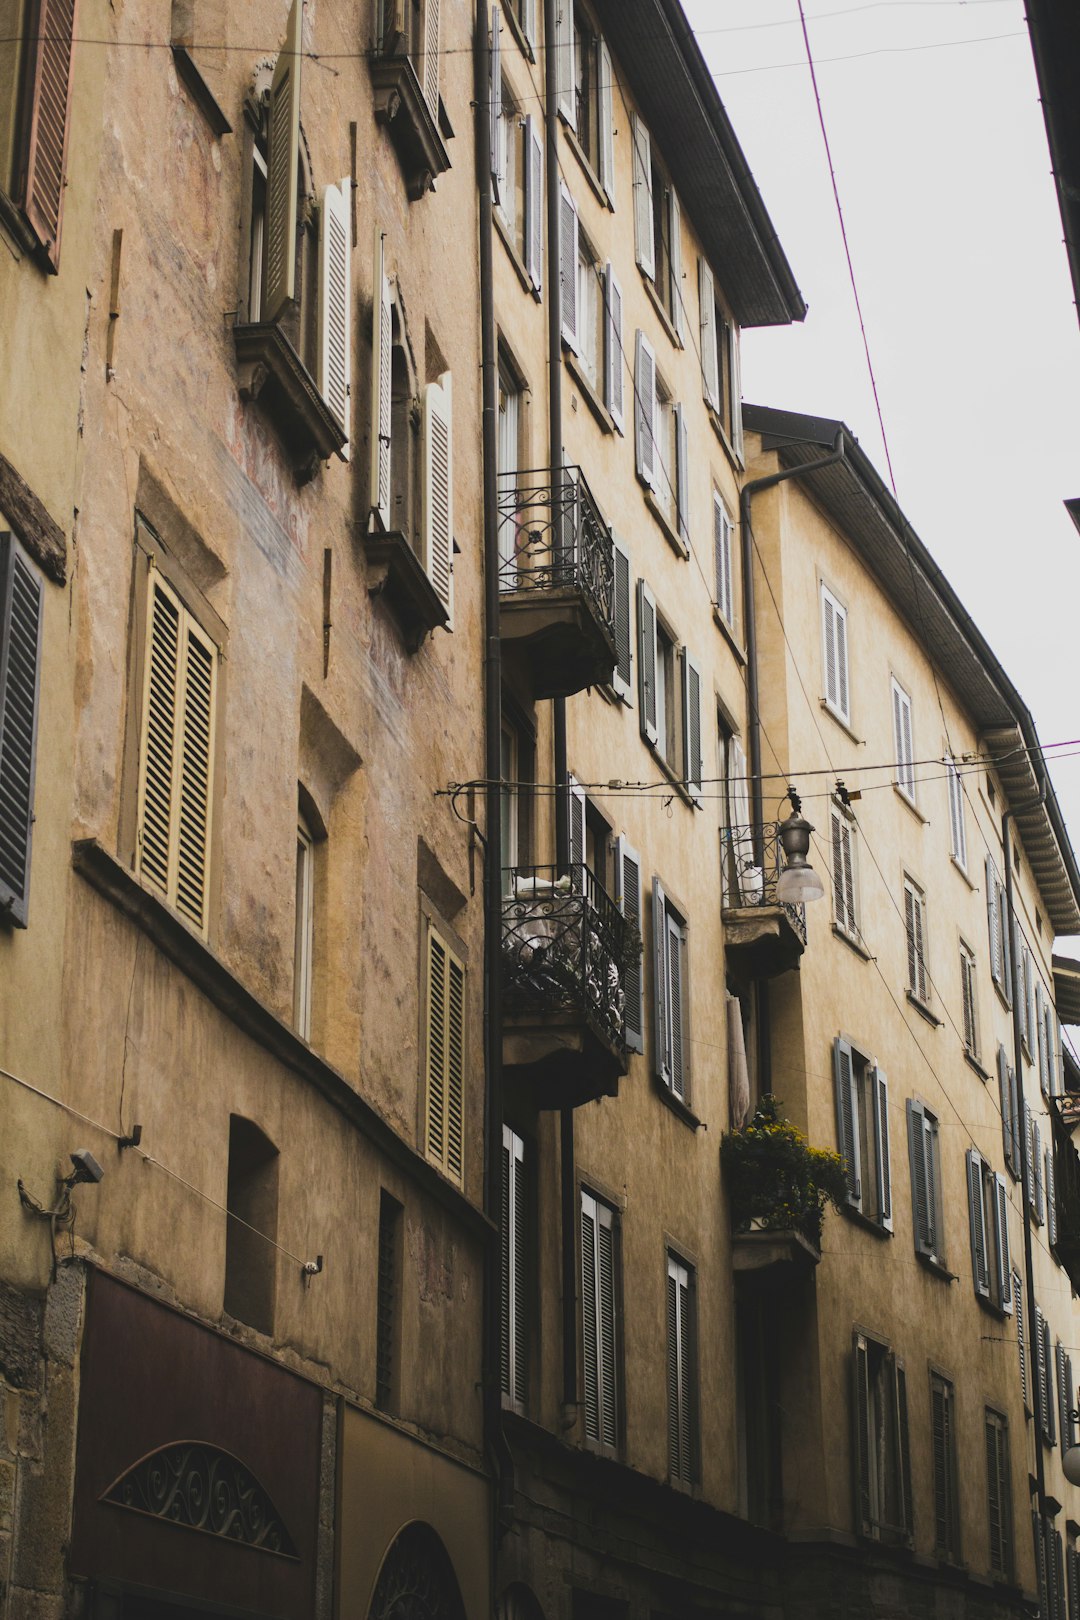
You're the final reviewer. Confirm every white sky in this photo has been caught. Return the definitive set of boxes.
[682,0,1080,943]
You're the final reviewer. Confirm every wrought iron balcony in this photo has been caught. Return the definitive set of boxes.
[721,823,807,978]
[497,467,618,700]
[1049,1097,1080,1292]
[501,863,636,1106]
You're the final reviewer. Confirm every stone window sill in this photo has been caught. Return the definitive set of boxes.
[370,50,451,199]
[233,321,346,484]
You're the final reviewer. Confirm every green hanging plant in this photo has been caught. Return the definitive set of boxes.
[720,1094,847,1250]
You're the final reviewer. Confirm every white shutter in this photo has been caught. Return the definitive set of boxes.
[422,372,454,626]
[559,183,579,352]
[522,0,537,47]
[317,180,351,452]
[263,0,302,323]
[833,1038,861,1208]
[1037,982,1049,1093]
[634,331,657,489]
[370,228,392,527]
[987,854,1003,986]
[0,535,43,928]
[666,1255,693,1481]
[730,323,743,459]
[713,494,733,625]
[652,876,670,1084]
[668,189,685,342]
[603,263,624,432]
[831,811,857,936]
[682,648,702,802]
[1034,1119,1045,1225]
[873,1066,892,1232]
[568,774,586,873]
[1047,1147,1058,1248]
[947,757,967,867]
[615,836,644,1054]
[597,38,615,206]
[524,116,543,294]
[699,259,719,411]
[636,578,658,746]
[674,403,689,546]
[892,681,914,799]
[490,7,503,201]
[422,0,441,118]
[611,534,632,702]
[821,586,849,722]
[554,0,574,127]
[632,113,654,279]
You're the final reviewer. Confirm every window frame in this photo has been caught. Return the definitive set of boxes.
[907,1098,945,1269]
[834,1036,892,1233]
[852,1330,912,1545]
[966,1147,1012,1314]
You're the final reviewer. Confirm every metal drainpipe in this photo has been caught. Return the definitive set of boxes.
[739,431,844,1090]
[542,0,577,1419]
[1003,785,1048,1527]
[476,0,515,1536]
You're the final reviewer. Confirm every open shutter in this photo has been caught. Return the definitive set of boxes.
[580,1192,599,1439]
[615,836,644,1054]
[713,494,733,624]
[559,183,579,352]
[652,877,669,1084]
[669,189,685,341]
[634,331,657,489]
[567,774,586,873]
[682,649,702,802]
[174,613,216,935]
[995,1175,1012,1312]
[1044,1314,1057,1445]
[730,324,744,460]
[636,579,658,746]
[554,0,574,127]
[873,1066,892,1232]
[699,260,719,411]
[1047,1146,1057,1245]
[1034,1119,1045,1225]
[1037,981,1049,1093]
[18,0,78,270]
[0,536,44,928]
[370,230,392,526]
[987,855,1002,986]
[998,1045,1014,1172]
[521,0,537,47]
[317,180,351,452]
[833,1038,861,1207]
[632,113,654,278]
[1023,1099,1035,1209]
[1015,1269,1029,1409]
[524,116,544,294]
[422,0,441,117]
[597,1203,617,1448]
[674,403,689,545]
[967,1150,990,1298]
[666,911,685,1098]
[1066,1353,1076,1450]
[1035,1309,1048,1441]
[907,1101,932,1257]
[610,535,632,702]
[603,264,624,432]
[136,574,181,900]
[895,1358,913,1536]
[422,372,454,626]
[425,927,464,1183]
[597,38,615,206]
[853,1333,872,1535]
[1058,1343,1070,1455]
[490,7,503,200]
[263,0,302,323]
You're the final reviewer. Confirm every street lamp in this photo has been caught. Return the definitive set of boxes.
[775,786,825,905]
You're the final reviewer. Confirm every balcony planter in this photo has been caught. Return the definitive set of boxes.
[722,1095,846,1274]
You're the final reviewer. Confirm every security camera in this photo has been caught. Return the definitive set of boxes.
[68,1149,105,1186]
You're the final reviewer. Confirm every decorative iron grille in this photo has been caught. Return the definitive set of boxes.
[497,466,615,638]
[501,864,636,1051]
[721,822,808,948]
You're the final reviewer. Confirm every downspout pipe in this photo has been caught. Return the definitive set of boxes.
[543,0,577,1419]
[476,0,515,1538]
[1003,786,1048,1526]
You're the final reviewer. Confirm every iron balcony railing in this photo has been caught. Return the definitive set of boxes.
[721,822,808,949]
[501,863,637,1053]
[497,466,616,637]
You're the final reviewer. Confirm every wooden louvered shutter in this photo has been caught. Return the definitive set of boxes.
[500,1128,512,1397]
[666,1261,680,1477]
[422,372,454,626]
[997,1045,1013,1172]
[1035,1306,1049,1439]
[1037,981,1049,1091]
[1058,1341,1070,1456]
[1065,1353,1076,1451]
[634,331,656,489]
[597,1201,617,1449]
[521,0,537,47]
[947,758,967,867]
[666,909,686,1099]
[853,1334,872,1534]
[615,836,643,1054]
[559,182,579,353]
[1044,1315,1056,1445]
[666,1255,693,1482]
[0,535,43,928]
[632,113,654,278]
[173,613,216,933]
[610,536,632,703]
[524,115,543,293]
[263,0,302,324]
[1034,1118,1045,1226]
[597,38,615,205]
[682,648,702,802]
[425,926,464,1184]
[699,260,719,411]
[833,1037,861,1207]
[636,579,658,746]
[995,1174,1012,1312]
[1015,1269,1030,1409]
[489,6,502,198]
[931,1377,950,1557]
[652,876,669,1085]
[422,0,441,117]
[730,324,744,459]
[713,493,733,624]
[604,263,624,432]
[987,854,1002,986]
[674,403,689,545]
[136,574,181,901]
[370,229,392,527]
[1024,1099,1036,1210]
[907,1101,932,1257]
[986,1415,1008,1576]
[567,774,585,874]
[501,1125,526,1405]
[553,0,574,126]
[967,1150,990,1298]
[18,0,78,271]
[581,1191,599,1440]
[872,1067,892,1232]
[668,189,685,342]
[318,180,351,452]
[1048,1146,1058,1248]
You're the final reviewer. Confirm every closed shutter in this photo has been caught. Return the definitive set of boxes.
[422,0,441,117]
[559,183,579,352]
[852,1333,872,1535]
[986,1414,1009,1576]
[1058,1342,1070,1457]
[636,579,658,746]
[1024,1099,1035,1209]
[931,1376,959,1560]
[581,1191,599,1439]
[666,909,686,1099]
[500,1130,512,1397]
[1035,1306,1050,1441]
[947,758,967,866]
[597,38,615,206]
[422,372,454,626]
[567,774,585,873]
[17,0,78,270]
[892,681,914,799]
[634,331,657,488]
[833,1037,861,1207]
[263,0,302,323]
[370,230,392,527]
[961,947,977,1056]
[821,587,849,721]
[489,7,503,198]
[317,180,351,451]
[987,854,1003,986]
[994,1175,1012,1312]
[831,811,856,935]
[174,616,216,933]
[425,926,464,1184]
[872,1066,892,1232]
[1037,982,1049,1092]
[1044,1314,1056,1445]
[610,535,632,702]
[967,1150,990,1298]
[1034,1118,1045,1225]
[713,493,733,625]
[1000,873,1012,998]
[1025,946,1036,1054]
[501,1126,526,1405]
[597,1201,617,1448]
[674,403,689,544]
[666,1255,694,1482]
[907,1100,933,1257]
[614,836,643,1053]
[631,113,654,278]
[668,189,685,341]
[652,876,669,1085]
[554,0,574,127]
[603,263,624,431]
[699,259,719,410]
[524,116,543,293]
[0,535,44,928]
[1070,1541,1080,1620]
[682,649,702,802]
[729,323,744,460]
[1048,1147,1058,1247]
[1015,1268,1030,1410]
[998,1046,1015,1173]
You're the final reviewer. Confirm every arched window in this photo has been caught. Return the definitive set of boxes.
[367,1524,466,1620]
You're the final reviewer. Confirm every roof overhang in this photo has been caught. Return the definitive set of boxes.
[1054,955,1080,1026]
[1025,0,1080,325]
[588,0,806,329]
[744,403,1080,937]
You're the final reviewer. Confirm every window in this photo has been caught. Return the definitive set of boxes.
[497,356,524,568]
[891,678,915,802]
[1039,1517,1068,1620]
[713,492,735,628]
[907,1100,945,1267]
[985,1408,1012,1579]
[294,809,315,1039]
[494,76,525,261]
[580,1189,618,1451]
[0,0,77,268]
[985,854,1012,1002]
[830,806,859,940]
[0,530,43,928]
[833,1037,892,1231]
[505,0,536,50]
[998,1045,1021,1177]
[966,1148,1012,1312]
[960,941,979,1062]
[1035,1306,1057,1446]
[613,835,644,1053]
[636,585,702,796]
[609,534,632,703]
[852,1331,912,1543]
[500,703,534,886]
[134,558,220,939]
[630,113,684,340]
[1057,1340,1076,1454]
[554,4,614,203]
[501,1127,528,1409]
[224,1115,279,1335]
[575,224,605,395]
[698,260,743,456]
[376,1190,404,1410]
[930,1371,960,1562]
[633,336,687,543]
[423,922,465,1185]
[946,754,967,868]
[653,879,689,1102]
[666,1252,697,1484]
[820,583,850,725]
[376,0,441,115]
[903,875,929,1006]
